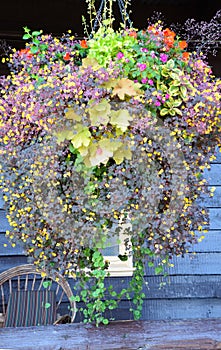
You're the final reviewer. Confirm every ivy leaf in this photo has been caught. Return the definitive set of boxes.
[44,302,51,309]
[111,78,142,100]
[71,125,91,149]
[65,108,81,122]
[88,99,111,126]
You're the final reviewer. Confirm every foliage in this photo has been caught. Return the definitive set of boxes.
[0,0,221,324]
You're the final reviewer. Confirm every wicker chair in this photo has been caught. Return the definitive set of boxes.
[0,264,76,327]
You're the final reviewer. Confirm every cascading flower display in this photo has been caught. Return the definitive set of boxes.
[0,8,221,324]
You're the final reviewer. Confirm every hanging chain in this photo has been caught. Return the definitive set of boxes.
[91,0,132,34]
[117,0,133,27]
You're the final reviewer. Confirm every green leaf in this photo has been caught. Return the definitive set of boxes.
[32,31,41,36]
[43,280,52,288]
[102,318,109,325]
[44,302,51,309]
[30,46,39,54]
[23,34,31,40]
[155,266,163,275]
[32,38,40,45]
[70,295,80,302]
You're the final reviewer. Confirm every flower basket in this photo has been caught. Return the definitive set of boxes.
[0,1,221,325]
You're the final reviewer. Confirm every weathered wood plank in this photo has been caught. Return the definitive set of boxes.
[0,233,24,256]
[1,319,221,350]
[0,209,10,232]
[0,256,28,273]
[209,208,221,229]
[102,274,221,300]
[145,252,221,276]
[202,186,221,207]
[204,164,221,185]
[141,298,221,321]
[0,193,4,210]
[193,231,221,252]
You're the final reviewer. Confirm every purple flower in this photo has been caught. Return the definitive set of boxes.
[150,51,156,58]
[137,63,147,71]
[141,48,148,53]
[141,77,148,84]
[148,79,154,86]
[160,53,168,63]
[165,93,170,99]
[116,52,124,60]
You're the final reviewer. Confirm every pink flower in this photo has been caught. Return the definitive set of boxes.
[160,53,168,63]
[116,52,124,60]
[148,79,154,86]
[141,77,148,84]
[165,93,170,99]
[141,48,148,53]
[137,63,147,71]
[155,100,161,107]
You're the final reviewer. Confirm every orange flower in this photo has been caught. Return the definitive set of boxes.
[80,40,88,49]
[179,40,188,49]
[129,31,137,38]
[148,25,154,31]
[19,48,33,59]
[63,52,71,61]
[182,52,190,61]
[163,28,176,38]
[164,36,175,48]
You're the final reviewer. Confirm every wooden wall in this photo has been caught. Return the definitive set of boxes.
[0,0,221,321]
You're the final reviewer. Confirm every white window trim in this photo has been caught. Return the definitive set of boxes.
[103,229,134,277]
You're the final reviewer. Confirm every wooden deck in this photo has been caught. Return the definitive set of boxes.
[1,319,221,349]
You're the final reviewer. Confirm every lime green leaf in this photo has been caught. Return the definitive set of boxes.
[166,59,175,69]
[172,99,182,107]
[88,99,111,126]
[173,107,183,116]
[54,128,74,143]
[88,139,119,166]
[160,108,169,117]
[180,86,187,99]
[71,126,91,149]
[113,144,132,165]
[110,109,132,132]
[169,86,179,96]
[65,108,81,122]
